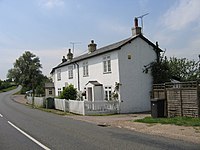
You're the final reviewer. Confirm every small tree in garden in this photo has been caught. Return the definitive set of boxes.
[59,84,77,100]
[151,57,171,84]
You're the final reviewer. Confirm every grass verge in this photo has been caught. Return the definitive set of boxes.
[37,107,71,115]
[135,117,200,127]
[0,86,17,93]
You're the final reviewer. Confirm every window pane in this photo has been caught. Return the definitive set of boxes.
[109,91,112,100]
[105,91,108,100]
[57,69,61,81]
[86,65,88,76]
[68,66,73,79]
[103,61,107,72]
[107,60,111,72]
[83,61,89,76]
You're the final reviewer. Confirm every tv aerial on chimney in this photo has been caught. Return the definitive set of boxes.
[136,13,149,33]
[70,42,81,54]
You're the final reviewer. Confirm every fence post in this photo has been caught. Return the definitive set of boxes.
[83,101,85,115]
[180,88,183,117]
[197,81,200,117]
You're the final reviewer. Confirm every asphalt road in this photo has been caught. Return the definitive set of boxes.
[0,87,200,150]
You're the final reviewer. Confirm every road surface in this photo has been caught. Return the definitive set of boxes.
[0,87,199,150]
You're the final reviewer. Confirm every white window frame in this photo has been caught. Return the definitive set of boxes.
[103,55,111,73]
[57,69,61,81]
[104,86,112,100]
[83,61,89,77]
[58,88,62,96]
[49,88,53,95]
[68,66,73,79]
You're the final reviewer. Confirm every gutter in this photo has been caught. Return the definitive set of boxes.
[74,62,80,91]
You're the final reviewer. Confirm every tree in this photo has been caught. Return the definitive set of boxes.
[167,57,200,81]
[59,84,77,100]
[7,51,42,93]
[35,75,51,96]
[151,57,171,84]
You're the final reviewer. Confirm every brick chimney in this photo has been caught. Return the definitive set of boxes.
[62,56,67,63]
[67,49,73,61]
[132,17,142,36]
[88,40,97,53]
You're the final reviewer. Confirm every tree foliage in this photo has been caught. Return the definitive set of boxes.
[167,57,200,81]
[151,56,200,83]
[59,84,77,100]
[0,79,14,90]
[151,57,171,84]
[7,51,50,95]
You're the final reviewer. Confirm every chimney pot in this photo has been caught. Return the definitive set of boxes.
[134,17,138,27]
[62,56,67,63]
[67,48,73,61]
[88,40,97,53]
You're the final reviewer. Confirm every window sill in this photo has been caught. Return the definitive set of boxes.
[103,72,112,74]
[68,77,73,79]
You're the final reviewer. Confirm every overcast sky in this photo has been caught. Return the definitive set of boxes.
[0,0,200,80]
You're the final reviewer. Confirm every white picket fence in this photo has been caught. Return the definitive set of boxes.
[84,101,119,115]
[54,98,119,115]
[27,96,45,107]
[27,97,120,115]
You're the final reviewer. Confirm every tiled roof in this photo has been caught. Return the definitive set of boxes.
[45,82,54,88]
[51,34,162,74]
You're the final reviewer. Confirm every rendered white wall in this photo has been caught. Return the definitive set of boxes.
[118,37,156,113]
[79,51,120,92]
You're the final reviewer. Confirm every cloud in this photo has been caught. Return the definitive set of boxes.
[39,0,64,9]
[163,0,200,30]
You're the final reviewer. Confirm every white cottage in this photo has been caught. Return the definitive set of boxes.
[50,18,162,113]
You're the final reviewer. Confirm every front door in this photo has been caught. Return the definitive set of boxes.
[88,87,93,101]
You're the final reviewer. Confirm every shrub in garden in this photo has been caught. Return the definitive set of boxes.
[59,84,77,100]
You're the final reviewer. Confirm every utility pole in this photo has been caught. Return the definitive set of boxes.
[70,42,81,54]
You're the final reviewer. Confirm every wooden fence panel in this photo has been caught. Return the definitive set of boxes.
[152,82,200,118]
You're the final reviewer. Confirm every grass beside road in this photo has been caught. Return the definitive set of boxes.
[135,117,200,127]
[0,86,17,93]
[37,107,71,116]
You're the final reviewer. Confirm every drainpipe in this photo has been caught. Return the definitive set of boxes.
[74,62,80,91]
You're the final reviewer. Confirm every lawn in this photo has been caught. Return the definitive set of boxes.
[135,116,200,127]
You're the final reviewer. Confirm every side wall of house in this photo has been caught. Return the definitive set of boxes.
[118,37,156,113]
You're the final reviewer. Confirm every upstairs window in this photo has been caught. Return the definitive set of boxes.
[57,69,61,81]
[103,56,111,73]
[83,61,89,77]
[68,66,73,79]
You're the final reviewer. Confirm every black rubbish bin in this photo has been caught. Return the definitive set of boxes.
[46,97,55,109]
[151,98,165,118]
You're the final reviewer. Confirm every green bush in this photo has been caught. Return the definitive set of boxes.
[59,84,77,100]
[20,86,31,94]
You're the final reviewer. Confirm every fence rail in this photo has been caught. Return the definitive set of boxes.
[54,99,119,115]
[84,101,119,115]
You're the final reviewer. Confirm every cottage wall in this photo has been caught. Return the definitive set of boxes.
[118,37,156,113]
[53,51,120,99]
